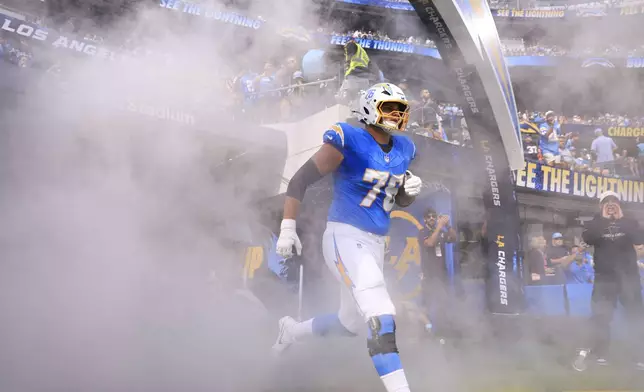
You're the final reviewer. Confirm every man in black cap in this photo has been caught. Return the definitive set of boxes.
[573,191,644,371]
[418,208,457,338]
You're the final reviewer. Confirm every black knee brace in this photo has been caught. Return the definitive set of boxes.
[366,315,398,357]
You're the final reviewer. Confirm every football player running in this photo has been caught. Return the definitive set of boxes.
[273,83,422,392]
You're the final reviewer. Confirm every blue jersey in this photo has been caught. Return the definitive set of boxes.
[323,122,416,235]
[239,73,258,101]
[258,74,279,98]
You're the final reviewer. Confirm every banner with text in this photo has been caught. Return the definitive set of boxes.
[409,0,524,314]
[335,0,644,19]
[327,34,565,66]
[159,0,263,29]
[1,16,120,61]
[563,123,644,139]
[326,34,439,57]
[326,36,640,68]
[516,161,644,204]
[493,8,565,19]
[562,123,643,153]
[2,9,634,70]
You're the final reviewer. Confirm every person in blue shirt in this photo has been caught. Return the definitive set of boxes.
[272,83,422,392]
[257,61,278,98]
[565,245,595,284]
[539,110,561,166]
[238,72,258,102]
[532,112,545,125]
[565,132,580,152]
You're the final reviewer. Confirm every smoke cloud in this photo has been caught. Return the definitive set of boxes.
[2,1,630,392]
[0,1,322,391]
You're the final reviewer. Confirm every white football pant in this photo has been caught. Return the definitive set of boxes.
[321,222,396,334]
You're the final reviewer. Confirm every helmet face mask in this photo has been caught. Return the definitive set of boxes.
[354,83,410,134]
[375,100,410,133]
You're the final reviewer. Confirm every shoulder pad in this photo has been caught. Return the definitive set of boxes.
[323,122,358,152]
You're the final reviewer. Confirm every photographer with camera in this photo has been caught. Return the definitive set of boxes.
[418,208,457,339]
[573,191,644,371]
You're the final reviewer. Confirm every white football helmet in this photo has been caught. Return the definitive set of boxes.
[354,83,410,133]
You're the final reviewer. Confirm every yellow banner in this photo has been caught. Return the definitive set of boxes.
[516,161,644,204]
[606,126,644,138]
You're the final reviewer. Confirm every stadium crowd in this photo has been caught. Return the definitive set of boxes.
[3,0,644,178]
[400,99,644,182]
[227,62,471,146]
[521,110,644,179]
[228,57,338,124]
[525,230,644,286]
[0,34,32,68]
[4,9,644,79]
[506,43,644,57]
[5,31,642,179]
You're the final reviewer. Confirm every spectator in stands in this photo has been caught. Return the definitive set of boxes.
[2,37,31,69]
[419,88,432,105]
[564,245,595,284]
[624,136,641,178]
[416,88,439,129]
[539,111,562,167]
[591,128,617,173]
[275,56,300,88]
[443,103,459,129]
[565,132,581,153]
[255,61,277,122]
[532,111,545,124]
[523,134,539,161]
[547,232,577,269]
[276,56,304,121]
[256,61,277,95]
[559,138,575,169]
[526,235,552,284]
[575,148,592,173]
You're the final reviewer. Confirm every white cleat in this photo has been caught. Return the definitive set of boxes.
[572,350,589,372]
[272,316,298,357]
